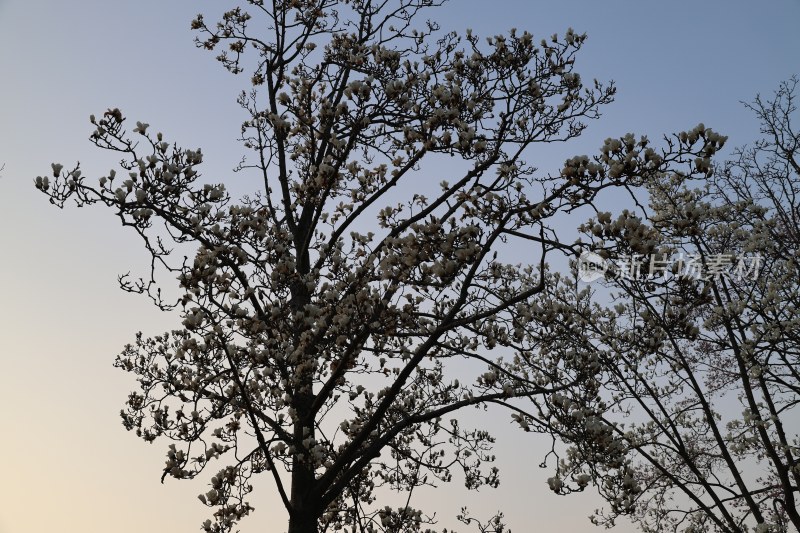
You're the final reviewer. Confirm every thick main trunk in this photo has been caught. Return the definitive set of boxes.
[287,507,318,533]
[286,408,319,533]
[287,233,320,533]
[286,395,320,533]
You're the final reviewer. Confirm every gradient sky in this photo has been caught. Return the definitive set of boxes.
[1,1,799,532]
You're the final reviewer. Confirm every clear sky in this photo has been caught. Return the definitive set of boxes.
[1,1,798,532]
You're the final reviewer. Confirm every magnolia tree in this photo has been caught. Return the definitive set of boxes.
[515,79,800,532]
[35,1,727,532]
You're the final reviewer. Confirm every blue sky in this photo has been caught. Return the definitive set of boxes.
[1,1,798,532]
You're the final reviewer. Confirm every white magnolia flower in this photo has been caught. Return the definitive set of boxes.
[547,476,563,492]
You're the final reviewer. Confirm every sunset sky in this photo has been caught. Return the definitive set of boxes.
[1,1,799,532]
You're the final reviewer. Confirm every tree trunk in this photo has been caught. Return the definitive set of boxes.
[286,408,319,533]
[286,225,321,533]
[287,507,318,533]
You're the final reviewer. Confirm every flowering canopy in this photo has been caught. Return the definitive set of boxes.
[35,1,731,532]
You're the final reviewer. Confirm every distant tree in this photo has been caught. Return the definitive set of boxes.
[34,1,727,532]
[520,78,800,532]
